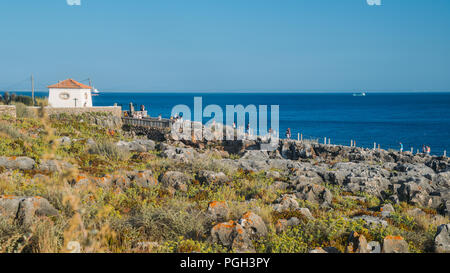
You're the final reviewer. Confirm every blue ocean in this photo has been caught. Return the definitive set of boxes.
[17,92,450,156]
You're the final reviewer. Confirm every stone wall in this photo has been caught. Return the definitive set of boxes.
[0,105,17,118]
[26,106,122,117]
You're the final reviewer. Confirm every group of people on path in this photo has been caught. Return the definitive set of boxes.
[422,145,431,155]
[400,142,431,155]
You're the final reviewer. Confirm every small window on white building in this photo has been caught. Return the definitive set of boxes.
[59,92,70,100]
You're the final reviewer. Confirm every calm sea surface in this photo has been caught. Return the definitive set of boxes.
[18,92,450,156]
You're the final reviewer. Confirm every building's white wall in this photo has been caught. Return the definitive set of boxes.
[48,88,93,108]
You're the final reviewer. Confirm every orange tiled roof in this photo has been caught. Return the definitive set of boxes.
[47,79,92,89]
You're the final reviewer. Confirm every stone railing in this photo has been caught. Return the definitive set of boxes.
[26,106,123,117]
[122,117,174,129]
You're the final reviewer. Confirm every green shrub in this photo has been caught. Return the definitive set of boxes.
[14,103,34,118]
[132,199,208,241]
[88,140,130,161]
[0,122,23,139]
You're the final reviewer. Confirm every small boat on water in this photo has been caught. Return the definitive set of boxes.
[87,78,100,96]
[353,92,366,97]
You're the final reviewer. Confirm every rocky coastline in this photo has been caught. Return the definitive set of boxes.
[0,113,448,253]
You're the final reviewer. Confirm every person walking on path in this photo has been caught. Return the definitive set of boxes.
[286,128,291,140]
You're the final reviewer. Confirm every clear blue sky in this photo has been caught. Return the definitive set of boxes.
[0,0,449,92]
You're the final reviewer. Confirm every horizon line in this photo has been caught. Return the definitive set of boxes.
[7,90,450,94]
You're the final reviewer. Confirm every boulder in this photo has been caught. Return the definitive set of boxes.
[266,170,281,180]
[434,224,450,253]
[273,194,299,212]
[368,241,381,253]
[133,139,156,151]
[160,144,198,163]
[294,182,333,206]
[207,201,229,222]
[128,170,158,188]
[275,217,301,233]
[352,215,388,227]
[433,172,450,188]
[0,195,23,217]
[346,231,368,253]
[381,236,409,253]
[16,197,59,226]
[211,221,255,253]
[159,171,190,192]
[0,195,58,227]
[117,141,147,153]
[57,136,72,146]
[380,203,395,218]
[398,181,433,207]
[297,208,315,220]
[38,160,74,173]
[241,150,269,161]
[112,174,132,190]
[71,175,92,188]
[239,212,268,239]
[197,170,229,186]
[0,157,35,170]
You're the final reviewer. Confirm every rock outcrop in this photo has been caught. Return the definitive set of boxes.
[0,157,35,171]
[434,224,450,253]
[0,195,58,227]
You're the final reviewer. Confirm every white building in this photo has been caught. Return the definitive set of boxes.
[47,79,93,108]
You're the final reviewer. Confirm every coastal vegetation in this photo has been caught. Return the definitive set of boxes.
[0,106,448,253]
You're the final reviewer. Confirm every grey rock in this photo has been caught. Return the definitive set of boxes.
[160,144,198,163]
[16,197,58,226]
[197,170,229,185]
[58,136,72,146]
[294,182,333,206]
[352,215,388,227]
[382,236,409,253]
[117,140,146,153]
[133,139,156,151]
[273,194,299,212]
[297,208,315,220]
[275,217,301,233]
[266,170,281,180]
[368,241,381,253]
[398,181,432,207]
[346,231,368,253]
[38,160,74,173]
[241,150,270,161]
[128,170,158,188]
[434,224,450,253]
[159,171,191,192]
[0,196,58,227]
[0,157,35,170]
[211,221,255,253]
[239,212,268,239]
[207,201,229,222]
[381,203,395,218]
